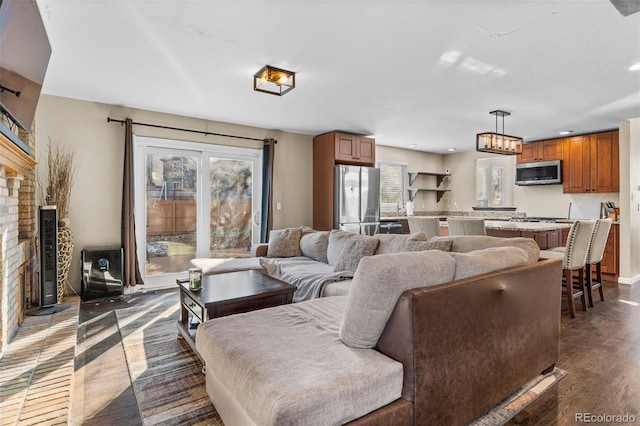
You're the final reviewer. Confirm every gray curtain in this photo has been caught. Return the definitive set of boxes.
[261,139,276,243]
[121,118,144,286]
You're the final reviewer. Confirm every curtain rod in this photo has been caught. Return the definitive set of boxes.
[107,117,275,143]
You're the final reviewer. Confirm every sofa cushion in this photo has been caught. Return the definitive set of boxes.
[326,229,353,266]
[448,246,529,280]
[340,250,456,348]
[299,229,330,263]
[374,232,428,255]
[333,236,379,272]
[267,227,302,258]
[406,239,453,252]
[327,230,379,266]
[321,279,352,297]
[196,296,403,426]
[190,257,264,275]
[430,235,540,264]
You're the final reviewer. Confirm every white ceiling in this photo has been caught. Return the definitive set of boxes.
[37,0,640,154]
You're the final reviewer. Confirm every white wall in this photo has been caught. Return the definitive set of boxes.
[35,95,313,293]
[618,119,640,285]
[443,150,492,211]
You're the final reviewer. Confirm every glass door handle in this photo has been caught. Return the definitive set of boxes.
[253,211,261,225]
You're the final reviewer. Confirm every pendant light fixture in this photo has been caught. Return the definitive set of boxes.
[476,110,523,155]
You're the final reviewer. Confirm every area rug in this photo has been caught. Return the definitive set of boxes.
[469,367,567,425]
[115,298,222,425]
[116,297,565,426]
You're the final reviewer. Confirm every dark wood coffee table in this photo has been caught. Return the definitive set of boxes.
[176,270,296,360]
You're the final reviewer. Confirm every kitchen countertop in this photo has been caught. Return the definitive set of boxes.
[381,210,525,220]
[382,216,572,232]
[483,220,571,232]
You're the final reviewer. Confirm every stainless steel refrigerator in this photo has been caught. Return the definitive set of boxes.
[334,165,381,235]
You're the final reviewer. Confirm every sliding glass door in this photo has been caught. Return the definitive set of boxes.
[135,137,262,288]
[144,150,198,277]
[209,157,254,258]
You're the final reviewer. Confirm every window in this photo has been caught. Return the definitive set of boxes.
[378,161,407,211]
[476,157,513,207]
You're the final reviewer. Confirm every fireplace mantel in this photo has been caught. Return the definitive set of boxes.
[0,131,36,175]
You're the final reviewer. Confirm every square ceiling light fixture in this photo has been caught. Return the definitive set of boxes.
[254,65,295,96]
[476,110,523,155]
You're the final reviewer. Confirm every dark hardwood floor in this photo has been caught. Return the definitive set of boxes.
[73,280,640,425]
[508,279,640,425]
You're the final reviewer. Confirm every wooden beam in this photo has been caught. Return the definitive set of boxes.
[0,132,36,176]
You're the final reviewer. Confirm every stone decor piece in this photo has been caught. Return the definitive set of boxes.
[57,219,74,302]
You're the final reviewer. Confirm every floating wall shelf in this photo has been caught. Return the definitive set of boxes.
[408,188,450,203]
[408,172,450,187]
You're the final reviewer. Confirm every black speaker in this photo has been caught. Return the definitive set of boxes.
[39,206,58,307]
[81,246,124,301]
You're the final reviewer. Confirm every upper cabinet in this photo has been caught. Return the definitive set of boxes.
[563,131,619,193]
[517,139,563,163]
[333,132,375,166]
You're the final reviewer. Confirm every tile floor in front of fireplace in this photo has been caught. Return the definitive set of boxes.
[0,299,79,425]
[0,290,176,426]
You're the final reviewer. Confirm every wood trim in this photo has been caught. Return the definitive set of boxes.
[0,132,36,175]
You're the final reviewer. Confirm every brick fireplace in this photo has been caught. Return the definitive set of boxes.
[0,123,37,354]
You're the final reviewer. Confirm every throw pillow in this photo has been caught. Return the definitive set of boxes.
[339,250,456,348]
[267,228,302,258]
[333,236,379,272]
[374,232,428,255]
[405,239,453,252]
[448,246,529,280]
[326,229,357,266]
[299,229,330,263]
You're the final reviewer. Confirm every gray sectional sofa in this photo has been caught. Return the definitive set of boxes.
[193,228,562,425]
[191,227,542,301]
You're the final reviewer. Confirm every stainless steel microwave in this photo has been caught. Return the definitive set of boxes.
[515,160,562,185]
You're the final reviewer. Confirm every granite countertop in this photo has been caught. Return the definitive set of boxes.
[381,216,572,232]
[381,210,525,220]
[483,220,571,232]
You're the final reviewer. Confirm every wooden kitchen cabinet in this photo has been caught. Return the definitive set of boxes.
[517,138,563,164]
[522,230,561,250]
[313,132,376,230]
[331,132,375,166]
[589,131,619,193]
[600,223,618,276]
[486,229,561,250]
[563,131,619,193]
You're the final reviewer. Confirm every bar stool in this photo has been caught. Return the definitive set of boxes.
[407,216,441,238]
[544,218,612,308]
[584,219,613,307]
[446,217,486,236]
[540,220,595,318]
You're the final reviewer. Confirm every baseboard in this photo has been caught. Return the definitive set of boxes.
[618,273,640,285]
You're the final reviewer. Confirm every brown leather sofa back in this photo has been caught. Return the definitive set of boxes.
[375,257,562,425]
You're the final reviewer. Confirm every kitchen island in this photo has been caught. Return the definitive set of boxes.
[381,214,617,277]
[482,220,571,250]
[380,217,571,250]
